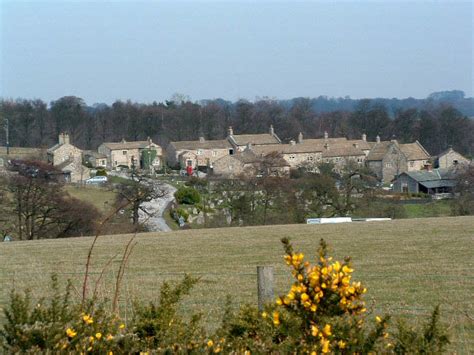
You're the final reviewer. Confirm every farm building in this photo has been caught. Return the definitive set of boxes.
[392,168,457,195]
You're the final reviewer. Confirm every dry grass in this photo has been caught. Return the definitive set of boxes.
[1,217,473,352]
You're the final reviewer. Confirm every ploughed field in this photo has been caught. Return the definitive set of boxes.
[1,217,473,352]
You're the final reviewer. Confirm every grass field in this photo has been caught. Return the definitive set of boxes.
[1,217,473,352]
[65,185,117,213]
[402,200,453,218]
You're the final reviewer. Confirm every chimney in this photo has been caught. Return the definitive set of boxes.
[269,124,274,136]
[63,133,70,145]
[324,131,329,140]
[199,136,205,143]
[362,133,367,142]
[58,133,65,145]
[290,140,296,146]
[376,135,381,143]
[228,126,234,136]
[298,132,303,144]
[391,135,397,143]
[148,136,153,144]
[121,138,126,143]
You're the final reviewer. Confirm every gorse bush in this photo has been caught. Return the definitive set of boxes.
[1,239,450,353]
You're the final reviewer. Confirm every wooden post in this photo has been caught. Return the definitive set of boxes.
[257,266,274,311]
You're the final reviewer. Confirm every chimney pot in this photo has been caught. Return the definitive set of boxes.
[362,133,367,141]
[324,131,329,140]
[376,135,381,143]
[269,124,274,136]
[199,136,205,143]
[290,140,296,146]
[228,126,234,136]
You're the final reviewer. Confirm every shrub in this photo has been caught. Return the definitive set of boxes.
[174,186,201,205]
[95,169,107,177]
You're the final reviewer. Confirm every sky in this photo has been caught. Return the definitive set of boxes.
[0,0,473,105]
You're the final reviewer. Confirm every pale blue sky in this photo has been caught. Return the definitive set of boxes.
[1,1,472,104]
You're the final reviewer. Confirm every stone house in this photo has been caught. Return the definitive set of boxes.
[251,132,367,171]
[212,149,290,178]
[366,138,430,183]
[392,168,457,194]
[435,147,470,169]
[98,138,163,170]
[167,137,233,169]
[47,133,90,183]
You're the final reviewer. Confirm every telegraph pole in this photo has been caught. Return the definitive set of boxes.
[4,117,9,155]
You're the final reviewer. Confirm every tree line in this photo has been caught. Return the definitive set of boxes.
[1,95,473,157]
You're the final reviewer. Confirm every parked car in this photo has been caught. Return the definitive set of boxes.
[85,175,108,184]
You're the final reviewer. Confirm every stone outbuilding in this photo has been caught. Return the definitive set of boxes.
[435,147,470,169]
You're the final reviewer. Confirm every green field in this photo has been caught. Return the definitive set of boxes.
[1,217,473,352]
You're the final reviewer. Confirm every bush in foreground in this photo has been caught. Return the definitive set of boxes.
[1,239,450,353]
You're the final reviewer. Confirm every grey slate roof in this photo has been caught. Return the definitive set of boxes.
[170,139,232,150]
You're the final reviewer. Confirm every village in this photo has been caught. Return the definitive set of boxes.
[1,125,470,197]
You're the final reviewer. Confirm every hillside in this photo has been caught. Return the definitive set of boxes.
[1,217,473,352]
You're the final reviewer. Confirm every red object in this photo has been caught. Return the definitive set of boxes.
[186,166,193,176]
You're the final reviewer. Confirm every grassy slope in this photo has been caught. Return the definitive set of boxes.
[1,217,473,352]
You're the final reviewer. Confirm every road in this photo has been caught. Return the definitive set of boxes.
[139,181,177,232]
[110,171,177,232]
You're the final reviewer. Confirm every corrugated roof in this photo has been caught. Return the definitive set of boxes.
[230,133,280,145]
[399,141,430,160]
[404,168,456,182]
[170,139,232,150]
[420,179,457,189]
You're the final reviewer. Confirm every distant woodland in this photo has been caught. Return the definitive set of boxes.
[1,90,473,157]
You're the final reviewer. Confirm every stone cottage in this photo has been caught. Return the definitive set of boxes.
[98,138,163,170]
[47,133,90,183]
[167,137,233,169]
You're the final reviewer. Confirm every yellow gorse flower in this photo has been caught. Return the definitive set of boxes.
[95,332,102,340]
[207,340,214,347]
[66,328,77,338]
[82,314,93,325]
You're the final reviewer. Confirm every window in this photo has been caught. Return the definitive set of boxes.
[453,160,458,165]
[101,160,106,165]
[307,156,314,161]
[289,155,295,160]
[410,161,414,167]
[197,149,202,155]
[212,151,217,157]
[385,162,392,168]
[122,150,127,155]
[187,160,193,167]
[229,149,234,155]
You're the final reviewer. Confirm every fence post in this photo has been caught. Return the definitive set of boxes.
[257,266,274,311]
